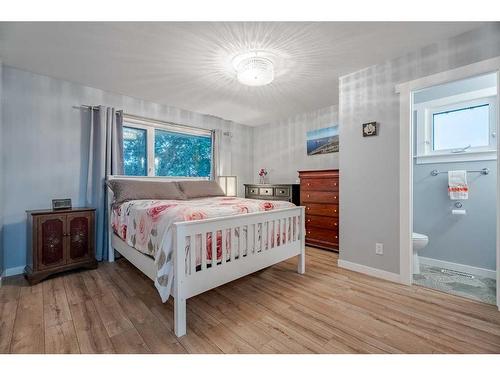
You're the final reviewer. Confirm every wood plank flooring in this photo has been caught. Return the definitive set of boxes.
[1,247,500,353]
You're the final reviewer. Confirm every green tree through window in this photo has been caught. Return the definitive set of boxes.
[154,129,212,177]
[123,127,147,176]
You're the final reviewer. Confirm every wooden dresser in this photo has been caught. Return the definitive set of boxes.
[244,184,300,205]
[25,207,97,284]
[299,169,339,252]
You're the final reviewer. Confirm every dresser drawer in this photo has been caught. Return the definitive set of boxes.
[306,215,338,230]
[305,227,339,244]
[259,187,273,196]
[274,187,290,197]
[302,191,339,203]
[301,178,339,191]
[246,186,259,195]
[305,203,339,217]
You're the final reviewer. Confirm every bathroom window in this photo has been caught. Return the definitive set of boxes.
[415,96,497,164]
[432,103,491,151]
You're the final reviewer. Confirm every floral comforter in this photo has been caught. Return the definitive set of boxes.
[111,196,295,302]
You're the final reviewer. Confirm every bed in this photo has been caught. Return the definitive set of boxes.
[106,176,306,337]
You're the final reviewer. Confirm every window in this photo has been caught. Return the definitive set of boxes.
[122,116,213,178]
[123,127,147,176]
[415,95,497,164]
[154,129,212,177]
[432,104,490,151]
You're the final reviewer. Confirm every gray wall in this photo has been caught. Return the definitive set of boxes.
[414,160,496,270]
[339,24,500,274]
[1,66,254,272]
[252,105,338,184]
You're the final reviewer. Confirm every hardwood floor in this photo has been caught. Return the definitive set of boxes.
[1,247,500,354]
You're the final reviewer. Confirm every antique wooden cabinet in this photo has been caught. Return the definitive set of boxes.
[25,207,97,284]
[299,169,339,252]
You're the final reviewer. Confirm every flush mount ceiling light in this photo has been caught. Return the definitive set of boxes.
[232,51,275,87]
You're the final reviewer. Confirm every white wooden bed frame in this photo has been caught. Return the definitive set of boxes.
[106,176,306,337]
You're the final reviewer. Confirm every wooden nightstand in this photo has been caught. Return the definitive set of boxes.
[25,207,98,284]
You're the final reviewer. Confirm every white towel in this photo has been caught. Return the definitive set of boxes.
[448,170,468,200]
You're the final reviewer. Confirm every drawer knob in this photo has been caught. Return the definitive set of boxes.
[334,209,337,213]
[307,219,311,222]
[335,235,338,239]
[334,222,338,226]
[307,207,310,210]
[307,183,310,186]
[308,231,311,234]
[334,183,337,186]
[334,196,337,199]
[307,194,310,198]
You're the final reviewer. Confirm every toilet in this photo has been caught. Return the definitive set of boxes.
[412,232,429,275]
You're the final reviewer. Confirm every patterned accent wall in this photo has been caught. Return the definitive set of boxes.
[339,24,500,274]
[252,105,339,184]
[1,67,253,271]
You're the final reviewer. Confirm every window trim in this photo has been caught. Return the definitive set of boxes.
[414,87,497,164]
[122,114,213,178]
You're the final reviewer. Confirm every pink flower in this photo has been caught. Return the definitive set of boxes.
[184,210,207,221]
[206,232,222,261]
[147,204,176,222]
[260,201,274,211]
[235,204,249,213]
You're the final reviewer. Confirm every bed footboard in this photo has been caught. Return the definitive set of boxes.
[172,206,306,337]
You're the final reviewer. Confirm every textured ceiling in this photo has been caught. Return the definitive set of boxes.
[0,22,485,126]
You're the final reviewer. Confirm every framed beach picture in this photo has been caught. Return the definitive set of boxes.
[306,125,339,155]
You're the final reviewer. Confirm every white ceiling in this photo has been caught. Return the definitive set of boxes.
[0,22,485,126]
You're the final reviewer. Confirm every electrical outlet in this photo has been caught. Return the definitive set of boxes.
[375,243,384,255]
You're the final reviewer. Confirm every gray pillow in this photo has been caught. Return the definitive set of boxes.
[177,180,226,199]
[106,179,187,203]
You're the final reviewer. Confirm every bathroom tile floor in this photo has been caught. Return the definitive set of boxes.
[413,264,496,305]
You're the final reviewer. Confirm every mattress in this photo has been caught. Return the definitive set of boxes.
[111,196,295,301]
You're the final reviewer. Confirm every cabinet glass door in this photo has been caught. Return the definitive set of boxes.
[67,213,92,263]
[38,215,66,269]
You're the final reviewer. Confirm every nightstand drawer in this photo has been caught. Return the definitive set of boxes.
[259,187,273,196]
[274,187,290,197]
[247,186,259,195]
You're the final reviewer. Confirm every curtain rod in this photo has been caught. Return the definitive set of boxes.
[72,105,215,134]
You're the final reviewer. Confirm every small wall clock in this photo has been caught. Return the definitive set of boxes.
[362,122,378,137]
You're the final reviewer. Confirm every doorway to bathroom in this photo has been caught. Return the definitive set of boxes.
[397,58,500,309]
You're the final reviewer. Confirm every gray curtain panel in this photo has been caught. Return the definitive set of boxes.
[86,106,124,261]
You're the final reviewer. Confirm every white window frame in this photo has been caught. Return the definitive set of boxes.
[122,114,213,179]
[414,86,497,164]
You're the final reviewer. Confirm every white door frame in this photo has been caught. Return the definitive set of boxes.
[396,57,500,310]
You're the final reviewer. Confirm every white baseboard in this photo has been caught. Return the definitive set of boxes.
[338,259,401,284]
[3,265,25,277]
[419,256,496,280]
